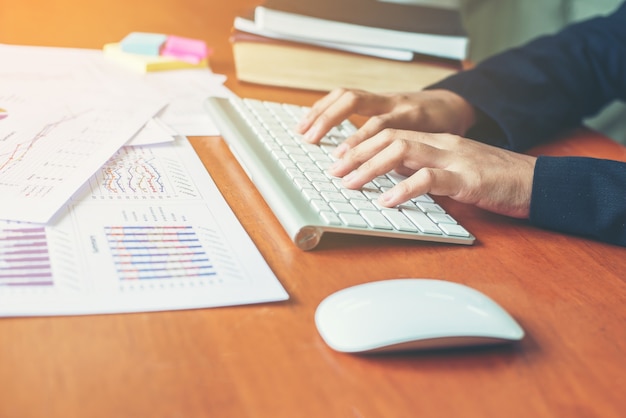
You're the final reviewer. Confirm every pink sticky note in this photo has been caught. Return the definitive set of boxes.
[161,35,210,64]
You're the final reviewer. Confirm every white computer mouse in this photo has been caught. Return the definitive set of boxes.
[315,278,524,353]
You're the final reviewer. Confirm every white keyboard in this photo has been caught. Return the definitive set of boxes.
[204,96,475,250]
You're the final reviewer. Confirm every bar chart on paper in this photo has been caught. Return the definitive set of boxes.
[105,225,216,281]
[0,137,288,316]
[0,225,53,287]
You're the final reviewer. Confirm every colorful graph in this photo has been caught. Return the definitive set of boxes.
[0,114,77,176]
[0,225,53,286]
[105,225,216,281]
[89,146,198,199]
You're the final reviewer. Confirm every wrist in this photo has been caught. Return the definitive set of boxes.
[431,89,477,135]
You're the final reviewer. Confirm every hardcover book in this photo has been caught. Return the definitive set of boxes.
[253,0,468,60]
[231,30,460,93]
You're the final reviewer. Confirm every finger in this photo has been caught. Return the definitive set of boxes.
[300,90,395,144]
[336,135,453,198]
[296,88,347,133]
[333,113,396,158]
[351,131,451,176]
[298,89,364,143]
[335,132,448,190]
[330,129,401,178]
[380,168,463,207]
[333,107,455,159]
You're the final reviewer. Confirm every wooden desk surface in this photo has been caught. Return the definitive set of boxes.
[1,1,625,418]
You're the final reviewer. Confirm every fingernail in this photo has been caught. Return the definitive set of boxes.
[342,170,358,186]
[295,118,308,133]
[333,143,349,157]
[380,190,396,206]
[303,124,320,143]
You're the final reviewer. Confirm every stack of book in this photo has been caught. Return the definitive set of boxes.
[231,0,468,93]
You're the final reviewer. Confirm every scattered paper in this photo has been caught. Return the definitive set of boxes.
[0,137,288,316]
[0,44,229,223]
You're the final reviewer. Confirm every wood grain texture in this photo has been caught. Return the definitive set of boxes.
[1,1,625,417]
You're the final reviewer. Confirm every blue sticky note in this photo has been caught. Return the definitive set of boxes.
[120,32,168,56]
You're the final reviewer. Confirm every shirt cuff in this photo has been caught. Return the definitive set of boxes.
[530,155,626,245]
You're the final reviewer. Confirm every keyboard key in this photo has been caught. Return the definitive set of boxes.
[341,189,367,201]
[350,199,376,211]
[428,213,458,224]
[311,199,331,212]
[321,211,342,226]
[361,210,394,230]
[339,213,369,228]
[382,210,419,232]
[330,202,358,214]
[439,223,471,237]
[321,191,347,203]
[416,202,446,213]
[402,209,443,235]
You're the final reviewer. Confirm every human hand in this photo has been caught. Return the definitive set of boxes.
[296,88,477,154]
[329,129,537,219]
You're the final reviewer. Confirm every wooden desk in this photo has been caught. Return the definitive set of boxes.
[1,1,625,417]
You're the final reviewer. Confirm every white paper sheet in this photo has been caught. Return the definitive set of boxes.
[0,95,166,223]
[0,137,288,316]
[0,44,167,223]
[0,44,230,223]
[137,68,231,137]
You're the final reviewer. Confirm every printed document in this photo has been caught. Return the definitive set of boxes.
[0,44,229,223]
[0,137,288,316]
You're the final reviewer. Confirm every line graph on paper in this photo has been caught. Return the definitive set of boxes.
[0,111,84,182]
[0,98,164,223]
[87,145,199,200]
[0,105,109,196]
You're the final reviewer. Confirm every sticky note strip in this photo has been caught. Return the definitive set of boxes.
[103,43,209,72]
[120,32,168,56]
[161,35,210,64]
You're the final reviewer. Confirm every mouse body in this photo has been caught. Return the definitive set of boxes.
[315,278,524,353]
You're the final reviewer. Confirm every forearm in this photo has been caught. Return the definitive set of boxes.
[428,4,626,151]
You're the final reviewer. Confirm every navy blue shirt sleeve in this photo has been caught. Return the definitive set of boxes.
[427,3,626,246]
[531,156,626,245]
[429,2,626,151]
